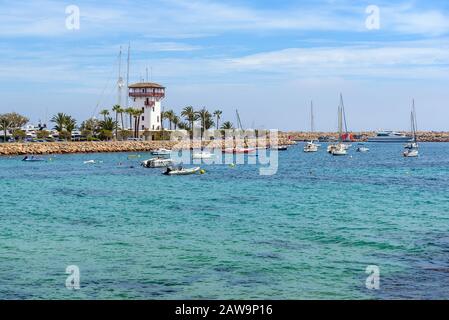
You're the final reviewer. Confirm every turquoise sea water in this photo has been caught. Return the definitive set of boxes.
[1,143,449,299]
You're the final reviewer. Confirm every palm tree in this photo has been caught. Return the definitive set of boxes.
[0,114,11,142]
[181,106,198,132]
[99,117,115,141]
[112,105,121,139]
[100,109,109,121]
[164,110,175,130]
[172,115,180,130]
[178,121,189,130]
[132,109,144,138]
[196,107,214,134]
[213,110,222,130]
[221,121,234,130]
[125,107,134,130]
[51,113,68,133]
[65,116,77,141]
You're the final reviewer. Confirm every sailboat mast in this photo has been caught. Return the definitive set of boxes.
[338,104,343,142]
[126,43,130,108]
[236,109,243,131]
[310,101,314,133]
[117,46,123,107]
[412,99,418,143]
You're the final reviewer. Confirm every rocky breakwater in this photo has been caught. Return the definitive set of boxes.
[0,136,296,156]
[0,141,178,156]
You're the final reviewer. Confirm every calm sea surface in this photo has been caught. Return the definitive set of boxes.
[1,143,449,299]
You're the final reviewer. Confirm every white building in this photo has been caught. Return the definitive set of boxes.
[128,82,165,133]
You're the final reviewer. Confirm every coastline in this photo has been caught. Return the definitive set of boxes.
[0,138,291,156]
[1,132,448,156]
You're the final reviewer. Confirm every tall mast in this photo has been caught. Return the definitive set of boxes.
[310,100,315,133]
[338,103,343,142]
[340,93,348,134]
[126,43,130,108]
[236,109,243,131]
[412,99,418,142]
[117,46,123,107]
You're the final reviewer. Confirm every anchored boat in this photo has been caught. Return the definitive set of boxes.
[141,157,173,168]
[329,94,349,156]
[403,100,419,158]
[163,166,201,175]
[151,148,171,156]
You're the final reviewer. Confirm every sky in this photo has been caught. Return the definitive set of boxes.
[1,0,449,131]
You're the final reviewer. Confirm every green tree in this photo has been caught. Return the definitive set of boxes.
[196,107,214,133]
[164,110,175,130]
[133,110,144,138]
[100,109,110,121]
[0,114,12,142]
[99,117,116,131]
[172,115,180,130]
[221,121,234,130]
[112,105,123,139]
[0,113,29,141]
[36,130,50,140]
[65,116,77,140]
[51,113,68,133]
[80,118,100,137]
[125,107,134,130]
[12,129,26,141]
[181,106,199,138]
[213,110,222,130]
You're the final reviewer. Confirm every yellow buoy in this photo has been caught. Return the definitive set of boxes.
[200,169,206,174]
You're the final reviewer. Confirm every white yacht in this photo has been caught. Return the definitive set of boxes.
[368,131,412,143]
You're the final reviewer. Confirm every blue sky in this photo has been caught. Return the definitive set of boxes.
[1,0,449,131]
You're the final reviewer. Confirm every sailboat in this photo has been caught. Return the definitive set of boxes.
[223,110,256,154]
[304,101,319,153]
[192,114,214,159]
[403,100,419,157]
[328,94,348,156]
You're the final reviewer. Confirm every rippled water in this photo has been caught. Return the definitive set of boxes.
[1,143,449,299]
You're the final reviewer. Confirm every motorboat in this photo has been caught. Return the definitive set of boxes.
[271,145,288,151]
[141,157,173,168]
[304,141,318,153]
[151,148,171,156]
[192,151,215,159]
[331,144,348,156]
[22,156,45,162]
[356,147,370,153]
[163,166,201,176]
